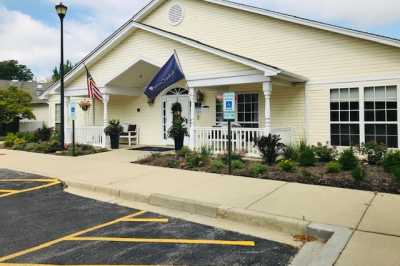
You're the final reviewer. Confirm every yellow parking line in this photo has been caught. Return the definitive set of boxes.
[66,236,256,247]
[0,179,58,182]
[0,210,146,262]
[0,189,17,193]
[0,181,62,199]
[120,218,169,223]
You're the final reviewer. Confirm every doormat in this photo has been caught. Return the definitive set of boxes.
[130,146,175,152]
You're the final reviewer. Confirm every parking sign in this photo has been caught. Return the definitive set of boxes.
[69,101,77,121]
[223,92,235,120]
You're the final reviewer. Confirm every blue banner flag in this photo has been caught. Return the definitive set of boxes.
[144,54,185,101]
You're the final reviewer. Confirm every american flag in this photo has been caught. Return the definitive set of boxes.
[85,65,103,101]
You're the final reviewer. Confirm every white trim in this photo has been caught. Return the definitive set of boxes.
[131,22,282,77]
[135,0,400,49]
[187,73,270,87]
[307,74,400,86]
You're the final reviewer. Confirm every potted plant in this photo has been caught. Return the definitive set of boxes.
[168,102,188,151]
[104,120,123,149]
[195,90,205,108]
[79,99,91,111]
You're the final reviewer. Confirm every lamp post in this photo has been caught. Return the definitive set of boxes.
[55,2,67,149]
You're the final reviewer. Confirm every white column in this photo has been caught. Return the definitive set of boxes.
[263,80,272,136]
[189,87,196,150]
[102,94,110,148]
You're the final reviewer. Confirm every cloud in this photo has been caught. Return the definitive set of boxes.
[238,0,400,27]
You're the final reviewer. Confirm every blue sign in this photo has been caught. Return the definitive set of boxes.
[69,101,77,121]
[223,92,235,120]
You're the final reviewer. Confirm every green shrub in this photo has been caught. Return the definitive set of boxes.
[326,161,342,173]
[66,144,97,156]
[167,159,179,168]
[283,144,300,161]
[16,132,37,143]
[200,147,212,162]
[298,146,317,166]
[313,142,337,162]
[359,142,387,165]
[383,151,400,173]
[301,169,313,179]
[231,160,245,170]
[34,125,52,142]
[338,148,359,171]
[249,163,267,177]
[176,146,192,158]
[185,152,202,168]
[24,142,40,152]
[352,165,366,182]
[278,160,296,172]
[210,160,225,173]
[12,137,26,150]
[255,134,285,165]
[4,133,18,147]
[391,166,400,183]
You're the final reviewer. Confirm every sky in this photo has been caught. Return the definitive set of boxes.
[0,0,399,81]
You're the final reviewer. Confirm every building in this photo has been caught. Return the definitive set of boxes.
[0,80,49,133]
[40,0,400,156]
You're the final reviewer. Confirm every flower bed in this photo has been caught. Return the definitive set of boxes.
[136,139,400,195]
[3,127,108,156]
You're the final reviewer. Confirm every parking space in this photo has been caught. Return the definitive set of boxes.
[0,169,298,265]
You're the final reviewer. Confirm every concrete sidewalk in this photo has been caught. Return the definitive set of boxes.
[1,149,400,265]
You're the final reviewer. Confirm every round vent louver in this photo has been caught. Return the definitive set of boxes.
[168,4,184,26]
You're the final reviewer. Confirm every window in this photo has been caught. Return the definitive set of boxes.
[330,88,360,146]
[364,86,398,148]
[215,93,259,128]
[55,103,61,132]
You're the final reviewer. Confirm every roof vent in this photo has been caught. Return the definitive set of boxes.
[168,4,184,26]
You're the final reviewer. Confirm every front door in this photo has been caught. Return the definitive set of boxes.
[162,89,190,145]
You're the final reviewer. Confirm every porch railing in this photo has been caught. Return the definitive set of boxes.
[194,127,294,157]
[65,126,105,147]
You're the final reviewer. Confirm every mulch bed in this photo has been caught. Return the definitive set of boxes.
[136,154,400,195]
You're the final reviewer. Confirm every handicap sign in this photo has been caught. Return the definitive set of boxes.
[69,101,77,121]
[223,92,235,120]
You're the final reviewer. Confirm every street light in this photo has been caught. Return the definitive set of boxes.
[55,2,67,148]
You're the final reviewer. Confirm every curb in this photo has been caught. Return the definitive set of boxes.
[65,180,307,235]
[65,180,352,265]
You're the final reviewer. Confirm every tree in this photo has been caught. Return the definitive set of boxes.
[0,60,34,81]
[52,60,74,82]
[0,87,35,124]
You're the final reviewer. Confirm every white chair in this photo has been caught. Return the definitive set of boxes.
[120,124,139,146]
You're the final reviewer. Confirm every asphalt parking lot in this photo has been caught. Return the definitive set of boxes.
[0,169,298,265]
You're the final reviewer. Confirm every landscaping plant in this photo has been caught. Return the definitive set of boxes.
[231,160,245,170]
[338,148,359,171]
[352,165,366,182]
[34,125,52,142]
[359,142,387,165]
[383,150,400,173]
[168,102,188,151]
[391,166,400,183]
[283,144,300,161]
[249,163,267,177]
[255,134,285,165]
[298,145,316,166]
[312,142,337,162]
[185,152,202,168]
[104,120,123,149]
[326,161,342,173]
[210,159,225,173]
[278,160,296,172]
[176,146,191,158]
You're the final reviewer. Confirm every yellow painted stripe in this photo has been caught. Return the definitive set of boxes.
[0,211,146,262]
[66,236,255,247]
[121,218,169,223]
[0,179,58,182]
[0,181,62,199]
[0,189,17,193]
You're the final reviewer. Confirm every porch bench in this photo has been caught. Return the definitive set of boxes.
[120,124,139,147]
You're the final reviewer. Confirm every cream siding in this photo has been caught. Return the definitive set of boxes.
[142,0,400,82]
[31,104,49,123]
[66,30,252,90]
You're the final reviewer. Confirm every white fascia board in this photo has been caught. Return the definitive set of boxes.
[131,22,281,77]
[187,73,269,87]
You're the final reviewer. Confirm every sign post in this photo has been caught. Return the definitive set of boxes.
[69,101,77,156]
[223,92,235,174]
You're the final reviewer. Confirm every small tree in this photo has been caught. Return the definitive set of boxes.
[0,87,35,124]
[0,60,33,81]
[255,134,285,165]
